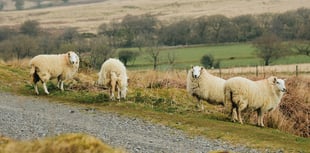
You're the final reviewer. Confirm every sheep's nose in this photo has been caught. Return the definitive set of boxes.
[282,88,287,92]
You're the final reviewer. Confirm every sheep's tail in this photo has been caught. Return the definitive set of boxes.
[224,87,238,121]
[29,65,41,83]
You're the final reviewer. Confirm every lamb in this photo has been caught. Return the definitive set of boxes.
[224,76,287,127]
[186,65,226,110]
[29,51,79,95]
[97,58,128,100]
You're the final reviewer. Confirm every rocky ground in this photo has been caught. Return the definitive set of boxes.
[0,91,260,153]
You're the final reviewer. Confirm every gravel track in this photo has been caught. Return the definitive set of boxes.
[0,92,259,153]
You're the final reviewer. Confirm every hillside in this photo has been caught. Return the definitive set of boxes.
[1,0,310,33]
[0,60,309,152]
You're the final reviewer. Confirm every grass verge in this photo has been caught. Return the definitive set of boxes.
[0,63,309,153]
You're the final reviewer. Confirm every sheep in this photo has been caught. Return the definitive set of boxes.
[186,65,226,110]
[97,58,128,100]
[224,76,287,127]
[29,51,79,95]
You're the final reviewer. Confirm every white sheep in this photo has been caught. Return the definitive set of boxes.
[98,58,128,100]
[186,66,226,110]
[224,76,287,127]
[29,51,79,95]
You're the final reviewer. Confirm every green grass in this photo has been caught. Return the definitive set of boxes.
[125,43,309,70]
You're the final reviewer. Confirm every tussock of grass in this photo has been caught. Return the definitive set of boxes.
[0,133,125,153]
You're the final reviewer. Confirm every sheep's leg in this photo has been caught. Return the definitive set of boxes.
[110,81,116,100]
[110,89,115,100]
[33,72,40,95]
[236,107,243,124]
[59,81,64,91]
[34,83,39,95]
[116,85,121,101]
[232,108,238,122]
[257,109,264,127]
[195,97,204,111]
[238,102,248,124]
[57,78,61,89]
[231,107,237,122]
[42,82,49,95]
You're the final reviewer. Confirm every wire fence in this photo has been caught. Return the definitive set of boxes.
[208,63,310,78]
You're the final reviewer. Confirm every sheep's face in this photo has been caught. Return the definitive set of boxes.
[272,77,287,92]
[192,66,203,79]
[120,87,127,99]
[120,77,128,99]
[97,72,103,85]
[68,51,79,65]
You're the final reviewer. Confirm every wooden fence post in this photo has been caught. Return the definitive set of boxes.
[256,65,258,77]
[219,67,222,78]
[296,65,298,77]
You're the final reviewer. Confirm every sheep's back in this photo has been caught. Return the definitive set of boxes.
[29,54,67,76]
[100,59,127,76]
[99,58,127,87]
[226,77,274,109]
[200,73,226,102]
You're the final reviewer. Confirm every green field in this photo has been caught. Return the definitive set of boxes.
[126,43,309,70]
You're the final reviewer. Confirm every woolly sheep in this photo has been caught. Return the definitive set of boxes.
[29,51,79,95]
[98,58,128,100]
[224,76,287,127]
[186,66,226,110]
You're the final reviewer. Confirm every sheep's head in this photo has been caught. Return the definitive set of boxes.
[269,76,287,93]
[120,76,128,99]
[68,51,79,65]
[191,66,203,79]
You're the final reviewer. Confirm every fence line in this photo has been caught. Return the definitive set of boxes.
[209,63,310,77]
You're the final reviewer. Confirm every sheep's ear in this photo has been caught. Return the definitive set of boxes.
[273,77,277,83]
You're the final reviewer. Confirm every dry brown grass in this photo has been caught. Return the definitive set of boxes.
[1,0,310,33]
[0,133,125,153]
[124,68,310,137]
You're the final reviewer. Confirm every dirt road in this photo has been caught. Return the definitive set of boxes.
[0,92,259,153]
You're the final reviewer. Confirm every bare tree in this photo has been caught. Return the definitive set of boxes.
[118,50,139,67]
[13,0,24,10]
[20,20,40,37]
[167,52,176,69]
[294,41,310,56]
[145,40,160,70]
[0,35,37,60]
[206,15,230,43]
[98,20,124,49]
[252,33,287,65]
[90,36,115,69]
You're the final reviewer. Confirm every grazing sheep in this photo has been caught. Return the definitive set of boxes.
[186,66,226,110]
[98,58,128,100]
[224,76,287,127]
[29,51,79,95]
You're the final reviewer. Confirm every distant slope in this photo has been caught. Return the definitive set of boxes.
[1,0,310,33]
